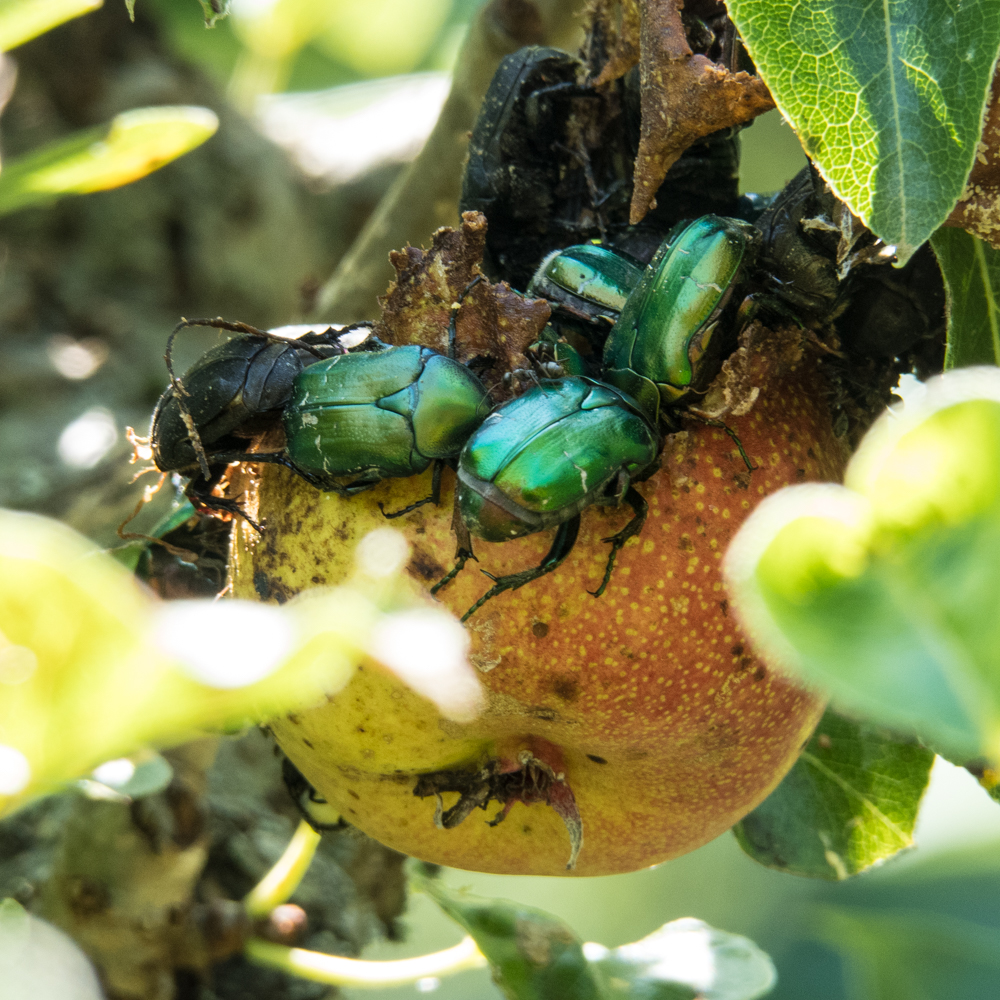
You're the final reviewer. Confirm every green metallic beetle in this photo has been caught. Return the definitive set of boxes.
[282,344,490,514]
[441,376,660,620]
[528,243,643,326]
[602,214,760,427]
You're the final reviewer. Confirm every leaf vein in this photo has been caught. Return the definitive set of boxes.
[800,750,910,844]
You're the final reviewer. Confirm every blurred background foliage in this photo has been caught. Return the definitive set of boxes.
[7,3,1000,1000]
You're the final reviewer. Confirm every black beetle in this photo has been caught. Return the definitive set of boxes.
[149,317,356,523]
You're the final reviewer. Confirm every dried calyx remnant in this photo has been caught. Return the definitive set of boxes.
[413,751,584,869]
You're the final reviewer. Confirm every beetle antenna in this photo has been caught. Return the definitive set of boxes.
[165,319,213,480]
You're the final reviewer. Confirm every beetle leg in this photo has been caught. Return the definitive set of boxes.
[184,470,264,533]
[685,410,757,473]
[208,450,359,497]
[462,515,581,622]
[378,461,444,519]
[589,487,648,599]
[431,544,476,596]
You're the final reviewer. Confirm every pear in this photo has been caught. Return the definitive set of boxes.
[230,351,842,876]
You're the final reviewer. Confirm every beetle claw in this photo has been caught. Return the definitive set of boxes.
[462,517,581,621]
[588,487,648,599]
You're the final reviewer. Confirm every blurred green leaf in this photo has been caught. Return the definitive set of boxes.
[315,0,451,77]
[415,868,776,1000]
[931,227,1000,368]
[588,919,776,1000]
[0,898,105,997]
[124,0,132,22]
[727,0,1000,263]
[85,749,174,799]
[0,0,101,51]
[814,906,1000,1000]
[0,105,219,215]
[0,509,384,815]
[724,368,1000,761]
[197,0,229,27]
[108,539,146,571]
[734,711,934,879]
[415,867,602,1000]
[108,499,199,570]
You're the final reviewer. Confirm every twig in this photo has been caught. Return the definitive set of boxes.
[313,0,587,323]
[243,819,322,919]
[246,934,487,988]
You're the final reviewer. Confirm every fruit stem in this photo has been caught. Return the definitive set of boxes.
[243,819,322,918]
[245,934,488,987]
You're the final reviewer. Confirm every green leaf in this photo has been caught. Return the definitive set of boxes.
[814,906,1000,1000]
[734,711,934,879]
[414,868,776,1000]
[124,0,132,22]
[587,919,776,1000]
[107,500,198,570]
[0,898,104,997]
[0,0,101,51]
[727,0,1000,263]
[0,105,218,215]
[724,368,1000,761]
[931,227,1000,368]
[83,749,174,800]
[415,867,602,1000]
[197,0,229,27]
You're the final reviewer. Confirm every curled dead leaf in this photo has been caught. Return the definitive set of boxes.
[376,210,550,398]
[701,320,808,419]
[589,0,774,225]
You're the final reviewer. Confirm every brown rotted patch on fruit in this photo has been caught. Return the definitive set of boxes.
[413,752,583,868]
[702,321,808,419]
[946,68,1000,247]
[375,210,549,402]
[551,675,580,703]
[406,545,446,582]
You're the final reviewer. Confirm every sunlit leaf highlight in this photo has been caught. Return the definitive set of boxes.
[728,0,1000,262]
[0,510,394,816]
[734,710,934,879]
[0,0,101,52]
[0,105,219,215]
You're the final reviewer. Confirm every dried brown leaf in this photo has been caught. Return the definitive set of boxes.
[375,211,550,398]
[590,0,641,86]
[701,320,807,419]
[630,0,773,224]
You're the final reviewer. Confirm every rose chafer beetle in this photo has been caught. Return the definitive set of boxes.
[282,343,491,514]
[602,214,760,427]
[442,376,660,620]
[527,243,643,326]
